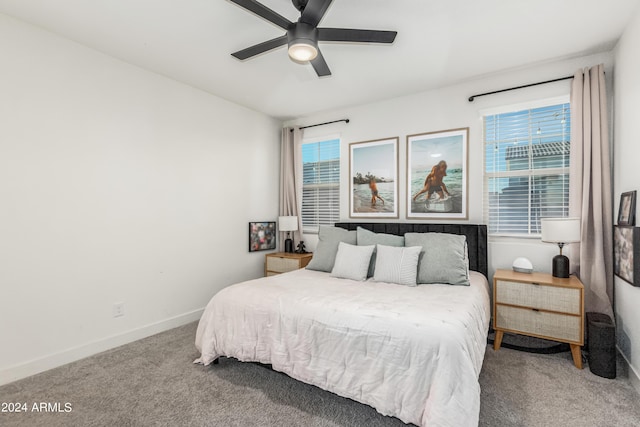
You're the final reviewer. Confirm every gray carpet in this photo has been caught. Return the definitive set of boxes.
[1,322,639,427]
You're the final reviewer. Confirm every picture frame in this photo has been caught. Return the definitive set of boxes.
[407,127,469,219]
[249,221,276,252]
[349,137,399,218]
[614,225,640,286]
[617,190,636,226]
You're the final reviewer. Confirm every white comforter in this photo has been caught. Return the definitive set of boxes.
[195,268,490,427]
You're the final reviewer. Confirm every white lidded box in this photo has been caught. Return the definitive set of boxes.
[512,257,533,274]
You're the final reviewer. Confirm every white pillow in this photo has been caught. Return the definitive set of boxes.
[373,244,422,286]
[330,242,375,281]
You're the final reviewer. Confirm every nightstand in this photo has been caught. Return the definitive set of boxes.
[493,269,585,369]
[265,252,313,276]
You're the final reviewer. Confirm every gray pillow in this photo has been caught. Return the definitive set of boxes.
[404,232,470,286]
[306,226,357,272]
[331,242,375,281]
[373,244,421,286]
[356,227,405,277]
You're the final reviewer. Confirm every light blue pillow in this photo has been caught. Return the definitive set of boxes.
[331,242,375,281]
[306,226,357,272]
[356,227,405,278]
[404,232,469,286]
[373,244,421,286]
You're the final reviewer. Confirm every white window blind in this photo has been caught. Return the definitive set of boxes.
[483,102,571,236]
[301,138,340,233]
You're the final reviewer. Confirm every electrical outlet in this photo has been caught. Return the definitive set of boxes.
[113,302,125,318]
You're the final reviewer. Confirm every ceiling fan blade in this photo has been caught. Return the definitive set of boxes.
[300,0,333,27]
[318,28,397,43]
[229,0,292,30]
[231,35,288,60]
[310,49,331,77]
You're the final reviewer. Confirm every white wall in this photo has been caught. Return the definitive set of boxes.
[614,4,640,393]
[286,52,613,283]
[0,13,281,385]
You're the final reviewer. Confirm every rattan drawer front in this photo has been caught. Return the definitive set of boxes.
[266,256,299,273]
[495,305,582,343]
[495,280,580,314]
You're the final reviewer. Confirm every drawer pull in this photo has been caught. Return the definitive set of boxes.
[532,308,540,312]
[532,282,540,286]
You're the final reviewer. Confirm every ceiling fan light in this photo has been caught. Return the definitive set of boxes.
[288,42,318,62]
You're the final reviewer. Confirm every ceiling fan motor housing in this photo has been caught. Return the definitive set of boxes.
[288,22,318,48]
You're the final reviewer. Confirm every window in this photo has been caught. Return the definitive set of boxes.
[301,137,340,233]
[483,99,571,236]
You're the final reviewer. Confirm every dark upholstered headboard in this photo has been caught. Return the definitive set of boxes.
[334,222,488,278]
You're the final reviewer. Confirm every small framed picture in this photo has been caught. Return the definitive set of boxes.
[614,225,640,286]
[249,221,276,252]
[617,191,636,226]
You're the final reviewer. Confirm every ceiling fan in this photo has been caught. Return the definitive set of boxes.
[229,0,397,77]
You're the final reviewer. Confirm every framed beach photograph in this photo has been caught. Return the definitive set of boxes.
[249,221,276,252]
[349,137,399,218]
[614,225,640,286]
[617,190,636,226]
[407,128,468,219]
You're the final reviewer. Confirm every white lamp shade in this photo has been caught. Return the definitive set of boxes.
[278,216,298,232]
[541,217,581,243]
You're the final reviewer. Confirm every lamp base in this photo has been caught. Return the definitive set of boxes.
[285,238,294,253]
[552,254,570,278]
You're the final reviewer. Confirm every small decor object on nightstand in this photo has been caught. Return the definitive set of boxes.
[279,216,298,253]
[295,241,307,254]
[541,217,581,278]
[512,257,533,274]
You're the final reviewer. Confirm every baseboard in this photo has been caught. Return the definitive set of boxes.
[617,345,640,396]
[0,308,204,386]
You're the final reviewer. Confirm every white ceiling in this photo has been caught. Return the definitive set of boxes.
[1,0,638,120]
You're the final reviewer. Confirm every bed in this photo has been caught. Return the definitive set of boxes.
[195,223,490,427]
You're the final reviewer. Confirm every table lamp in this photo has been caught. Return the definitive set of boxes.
[279,216,298,253]
[541,217,581,278]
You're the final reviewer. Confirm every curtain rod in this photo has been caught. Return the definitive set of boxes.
[468,76,574,102]
[290,118,349,132]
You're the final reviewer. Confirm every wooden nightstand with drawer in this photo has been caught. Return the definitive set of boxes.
[265,252,313,276]
[493,269,585,369]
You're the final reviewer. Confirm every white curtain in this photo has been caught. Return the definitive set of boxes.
[569,64,614,319]
[279,127,304,251]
